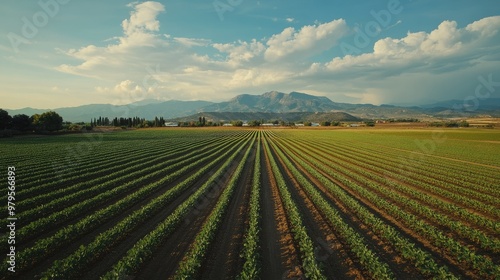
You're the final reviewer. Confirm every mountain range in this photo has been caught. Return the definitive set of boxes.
[5,91,500,122]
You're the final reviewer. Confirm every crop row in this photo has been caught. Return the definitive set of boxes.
[289,130,499,191]
[238,131,262,280]
[262,135,326,280]
[290,137,499,241]
[174,133,256,279]
[324,136,499,192]
[277,137,499,278]
[15,134,236,227]
[10,134,238,245]
[274,135,464,279]
[272,135,458,279]
[322,138,499,206]
[102,133,254,278]
[42,132,255,279]
[290,136,498,233]
[9,135,138,188]
[266,133,394,280]
[326,148,500,250]
[15,135,218,199]
[2,133,251,274]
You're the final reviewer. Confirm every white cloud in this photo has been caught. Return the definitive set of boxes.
[55,2,500,105]
[295,16,500,104]
[213,39,266,66]
[56,2,166,76]
[323,16,500,75]
[174,37,211,47]
[95,80,160,105]
[465,16,500,37]
[122,1,164,36]
[286,17,294,23]
[265,19,348,61]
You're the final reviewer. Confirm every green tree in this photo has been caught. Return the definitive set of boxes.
[0,109,12,130]
[37,111,63,132]
[231,120,243,127]
[30,114,41,129]
[248,120,261,127]
[365,121,375,127]
[11,114,31,131]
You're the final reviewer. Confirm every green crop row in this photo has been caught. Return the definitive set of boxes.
[292,136,500,234]
[267,134,394,280]
[238,131,262,280]
[280,137,499,278]
[15,134,232,227]
[12,135,235,243]
[262,134,326,280]
[1,133,249,275]
[273,136,457,279]
[101,133,254,279]
[314,136,499,194]
[41,133,253,279]
[174,133,256,279]
[15,137,198,201]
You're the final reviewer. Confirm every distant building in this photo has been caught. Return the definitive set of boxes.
[165,122,178,127]
[223,123,233,127]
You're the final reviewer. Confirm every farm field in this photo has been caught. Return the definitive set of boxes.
[1,128,499,279]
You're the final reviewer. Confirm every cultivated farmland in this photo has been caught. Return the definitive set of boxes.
[1,128,499,279]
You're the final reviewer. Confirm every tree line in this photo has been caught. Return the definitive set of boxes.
[91,116,166,128]
[0,109,63,133]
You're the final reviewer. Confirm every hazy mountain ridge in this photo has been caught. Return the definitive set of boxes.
[5,92,500,122]
[6,100,213,122]
[201,91,346,112]
[172,111,360,123]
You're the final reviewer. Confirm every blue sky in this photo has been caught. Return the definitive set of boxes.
[1,0,499,109]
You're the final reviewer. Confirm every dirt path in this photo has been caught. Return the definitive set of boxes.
[260,139,303,280]
[267,140,365,280]
[198,141,255,280]
[137,146,249,280]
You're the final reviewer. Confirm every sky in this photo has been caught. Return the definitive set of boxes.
[1,0,499,109]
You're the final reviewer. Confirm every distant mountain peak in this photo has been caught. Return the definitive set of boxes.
[289,91,314,99]
[202,91,339,113]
